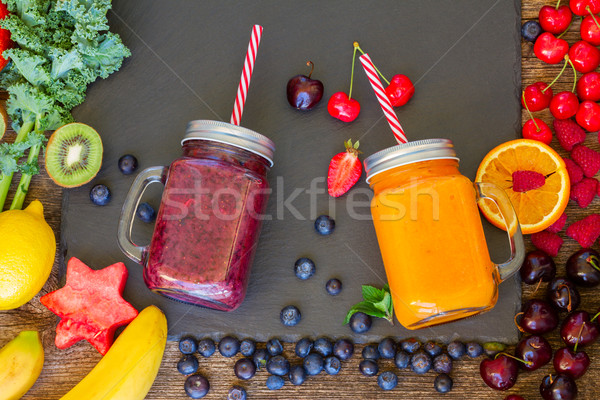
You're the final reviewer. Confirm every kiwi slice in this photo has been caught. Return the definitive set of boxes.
[45,122,103,187]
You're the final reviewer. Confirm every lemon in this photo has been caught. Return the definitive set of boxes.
[0,200,56,310]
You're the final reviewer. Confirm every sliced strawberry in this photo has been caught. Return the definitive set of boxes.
[327,139,362,197]
[0,2,12,71]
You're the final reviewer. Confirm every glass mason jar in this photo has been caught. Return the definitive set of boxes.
[118,120,275,311]
[364,139,525,329]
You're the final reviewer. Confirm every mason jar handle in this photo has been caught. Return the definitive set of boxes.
[475,182,525,282]
[117,166,165,265]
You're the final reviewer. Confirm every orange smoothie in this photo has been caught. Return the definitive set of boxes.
[370,159,499,329]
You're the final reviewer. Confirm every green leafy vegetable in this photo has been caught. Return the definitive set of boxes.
[0,0,130,210]
[344,284,394,325]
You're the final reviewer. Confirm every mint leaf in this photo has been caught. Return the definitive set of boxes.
[362,285,385,303]
[372,292,391,313]
[344,301,386,324]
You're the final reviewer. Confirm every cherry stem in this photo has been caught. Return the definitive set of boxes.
[567,56,577,93]
[543,56,569,92]
[495,352,533,367]
[349,43,359,99]
[574,322,585,353]
[557,18,573,39]
[353,41,390,85]
[533,277,543,294]
[555,0,561,9]
[306,61,314,79]
[558,284,573,312]
[514,312,526,333]
[588,6,600,31]
[591,310,600,322]
[587,255,600,272]
[522,91,541,130]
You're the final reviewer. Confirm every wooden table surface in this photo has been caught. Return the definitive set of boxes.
[3,1,600,398]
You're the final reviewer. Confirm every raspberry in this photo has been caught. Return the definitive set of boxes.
[553,118,586,151]
[570,177,598,208]
[563,158,584,184]
[571,145,600,178]
[531,231,563,257]
[512,170,546,192]
[546,213,567,234]
[566,214,600,248]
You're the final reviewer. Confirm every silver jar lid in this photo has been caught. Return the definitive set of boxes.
[364,139,459,183]
[182,120,275,166]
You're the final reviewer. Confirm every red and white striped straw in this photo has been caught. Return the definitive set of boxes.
[359,53,408,144]
[230,24,263,126]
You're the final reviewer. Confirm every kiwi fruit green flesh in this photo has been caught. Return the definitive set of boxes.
[45,122,103,188]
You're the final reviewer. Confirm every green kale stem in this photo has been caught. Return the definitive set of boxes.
[10,136,41,210]
[0,120,35,210]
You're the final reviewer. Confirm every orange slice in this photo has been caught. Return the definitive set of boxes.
[475,139,570,235]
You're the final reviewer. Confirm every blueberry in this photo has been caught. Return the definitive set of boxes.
[227,386,247,400]
[266,338,283,356]
[218,336,240,358]
[234,358,256,380]
[377,371,398,391]
[177,354,199,375]
[410,351,432,374]
[313,337,333,357]
[294,257,316,280]
[197,338,216,358]
[447,341,466,360]
[423,341,443,357]
[266,375,284,390]
[325,278,342,295]
[295,338,313,358]
[303,353,324,376]
[324,356,341,375]
[89,184,111,206]
[136,202,156,223]
[466,342,483,358]
[280,305,301,326]
[333,338,354,361]
[378,338,396,359]
[522,20,542,42]
[289,364,306,386]
[394,351,410,369]
[240,339,256,357]
[179,336,198,355]
[400,338,421,354]
[266,355,290,376]
[349,312,372,334]
[432,353,452,374]
[434,373,453,393]
[118,154,138,175]
[362,344,380,360]
[314,215,335,235]
[184,374,210,399]
[359,359,379,377]
[253,348,270,370]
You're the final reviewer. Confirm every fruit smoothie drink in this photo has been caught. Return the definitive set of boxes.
[364,139,523,329]
[119,121,275,311]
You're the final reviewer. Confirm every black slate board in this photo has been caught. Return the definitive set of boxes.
[61,0,523,343]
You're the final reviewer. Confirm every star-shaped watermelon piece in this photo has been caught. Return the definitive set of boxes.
[40,257,139,355]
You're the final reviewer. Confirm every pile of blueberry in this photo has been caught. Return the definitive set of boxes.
[176,332,488,398]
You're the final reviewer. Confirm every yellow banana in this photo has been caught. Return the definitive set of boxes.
[0,330,44,400]
[60,305,167,400]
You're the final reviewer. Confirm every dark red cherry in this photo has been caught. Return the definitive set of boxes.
[548,278,580,312]
[520,250,556,284]
[553,347,590,379]
[520,299,559,334]
[514,335,552,371]
[566,248,600,287]
[560,310,600,347]
[540,373,577,400]
[504,396,526,400]
[286,61,324,110]
[480,355,519,391]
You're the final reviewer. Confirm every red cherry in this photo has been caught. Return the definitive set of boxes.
[581,15,600,45]
[523,118,553,144]
[570,0,600,16]
[553,347,590,379]
[327,92,360,122]
[576,72,600,101]
[522,82,553,111]
[576,100,600,131]
[534,32,569,64]
[384,74,414,107]
[550,92,580,119]
[569,41,600,73]
[539,5,573,34]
